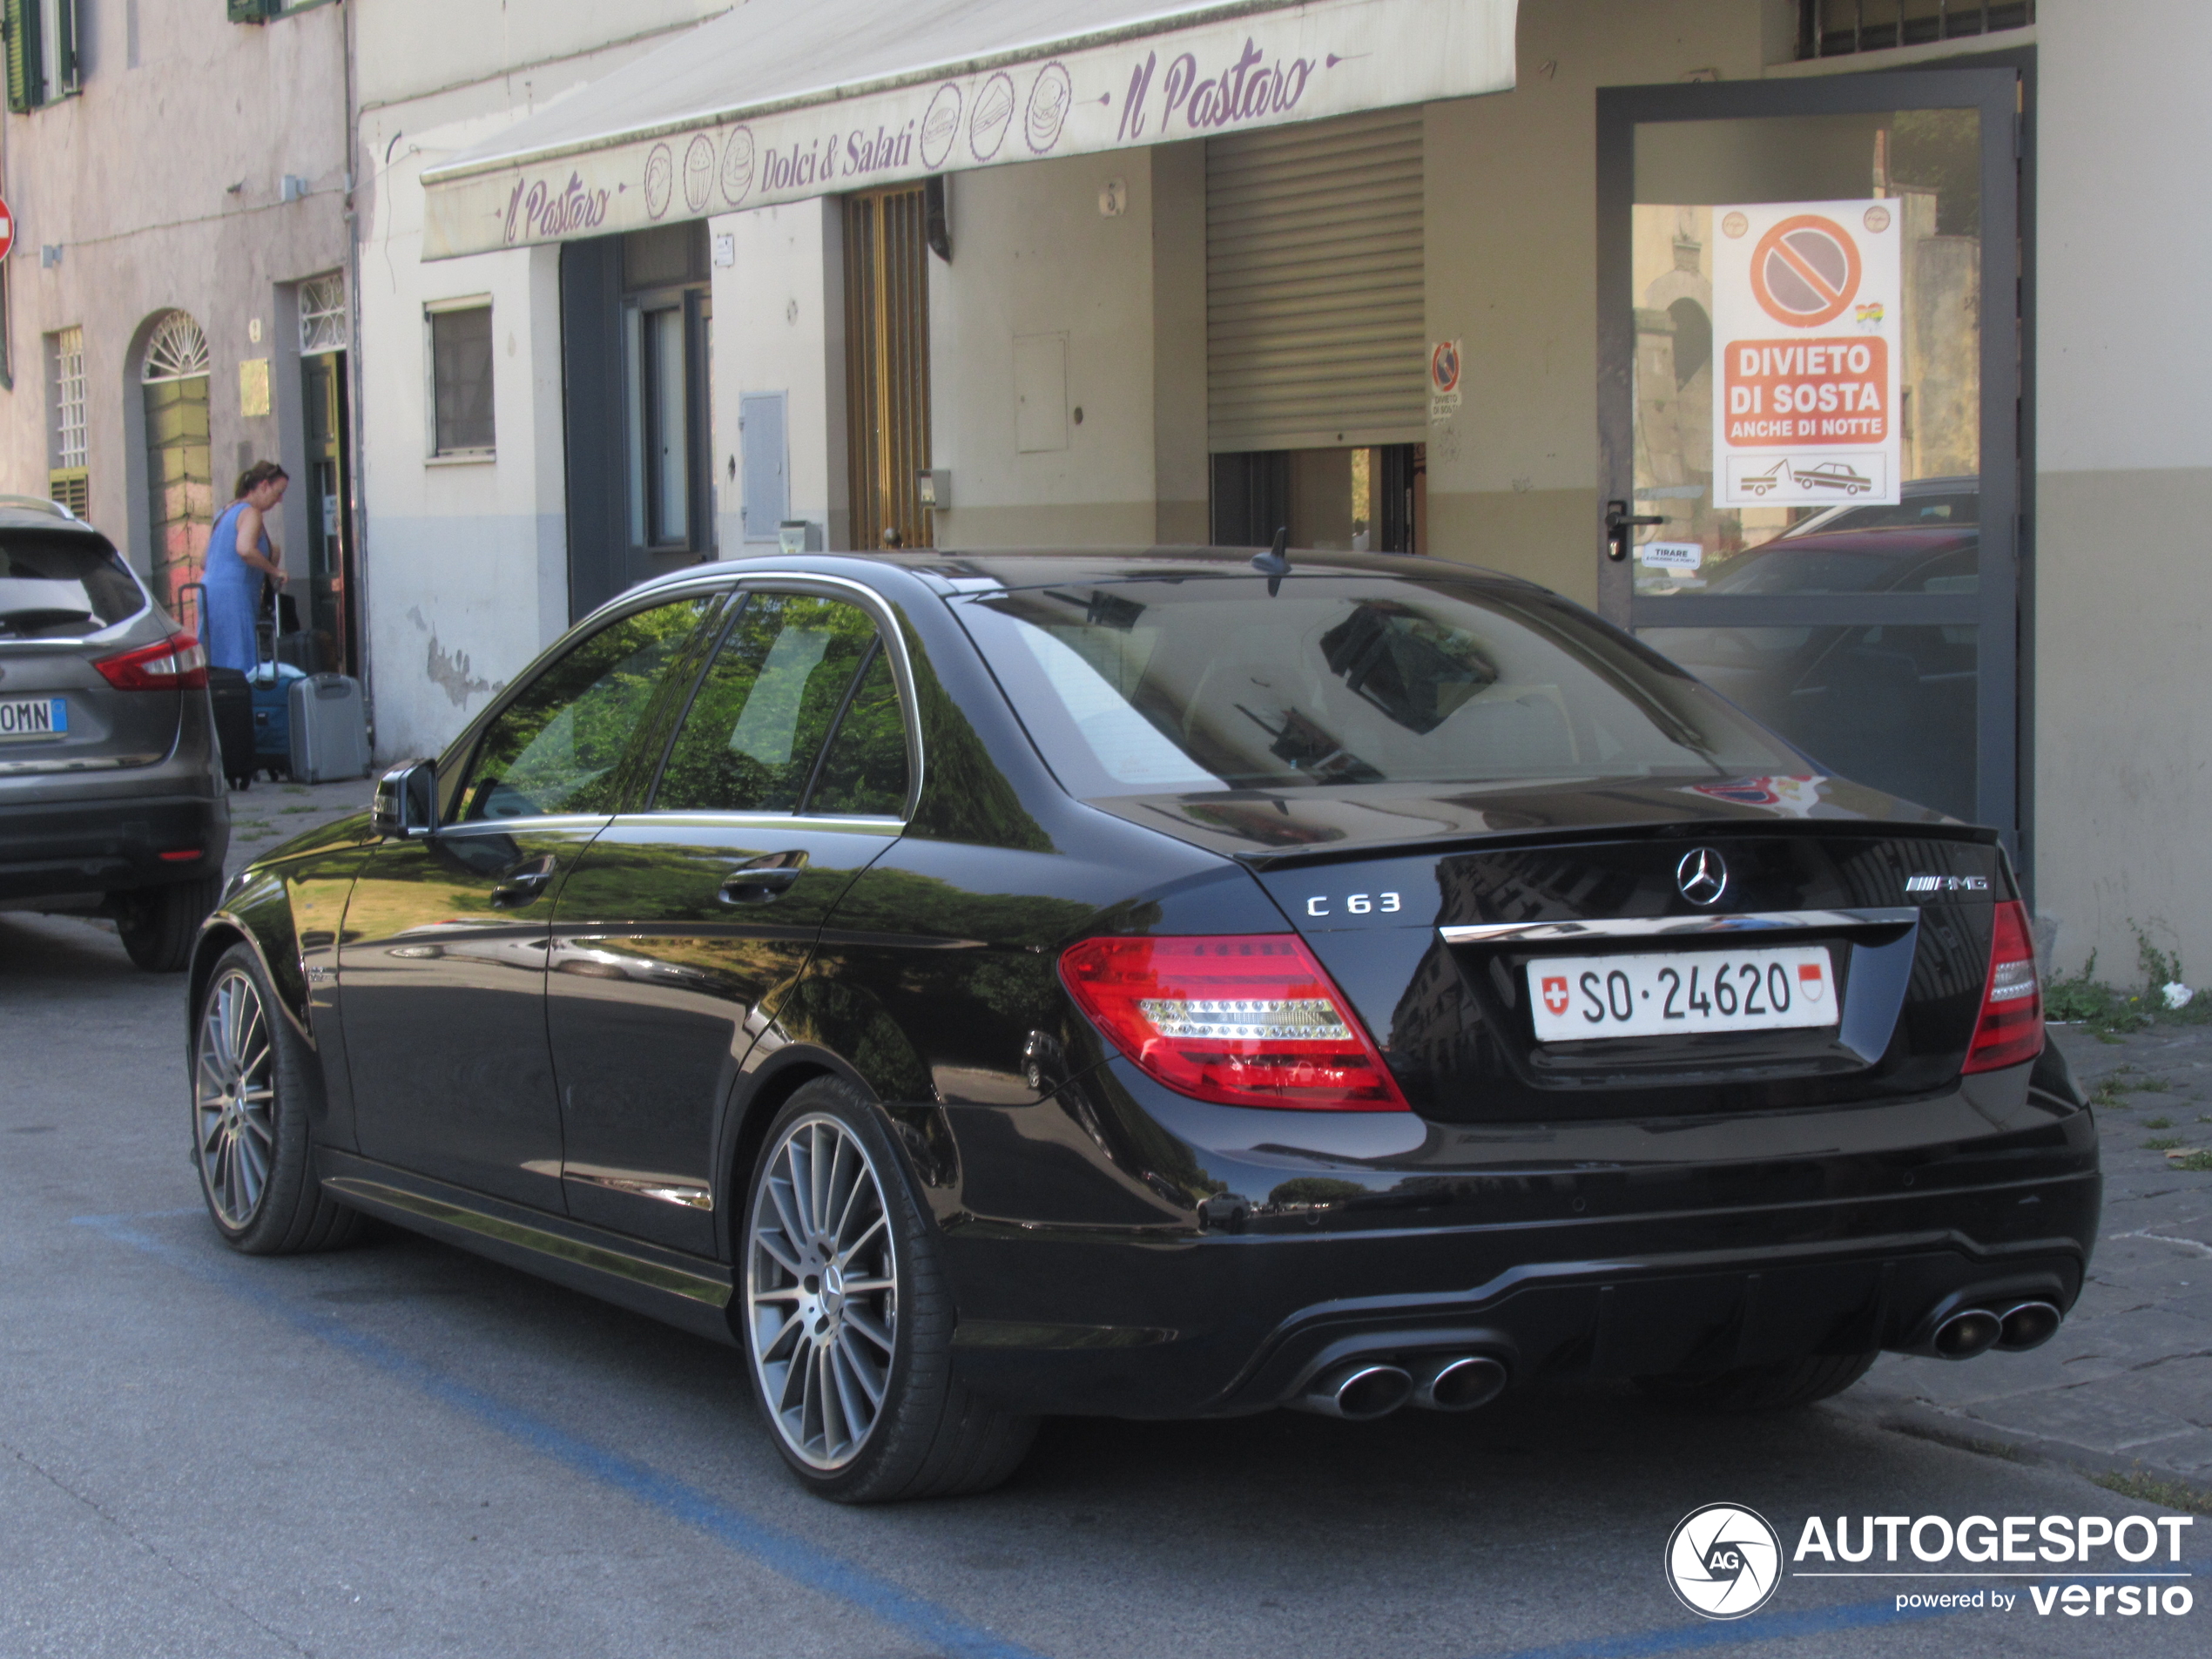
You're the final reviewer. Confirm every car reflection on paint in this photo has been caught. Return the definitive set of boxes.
[1642,477,1980,819]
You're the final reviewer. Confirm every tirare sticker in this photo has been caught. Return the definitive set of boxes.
[1639,541,1704,572]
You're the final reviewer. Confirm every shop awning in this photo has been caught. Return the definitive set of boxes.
[419,0,1517,259]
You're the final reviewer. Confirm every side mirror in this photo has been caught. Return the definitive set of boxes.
[372,760,437,840]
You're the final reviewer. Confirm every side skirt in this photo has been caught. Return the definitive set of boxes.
[318,1149,738,1348]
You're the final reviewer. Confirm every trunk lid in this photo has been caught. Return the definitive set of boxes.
[1091,776,2004,1121]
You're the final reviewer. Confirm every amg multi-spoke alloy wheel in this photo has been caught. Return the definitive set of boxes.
[195,964,277,1228]
[189,942,362,1255]
[746,1111,900,1468]
[740,1079,1037,1501]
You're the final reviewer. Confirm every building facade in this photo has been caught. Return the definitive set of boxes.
[10,1,2194,985]
[0,0,357,671]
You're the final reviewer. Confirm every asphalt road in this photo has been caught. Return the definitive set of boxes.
[2,906,2202,1659]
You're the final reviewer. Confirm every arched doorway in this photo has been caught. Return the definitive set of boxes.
[140,311,212,612]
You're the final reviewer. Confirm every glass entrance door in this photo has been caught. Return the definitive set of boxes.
[301,350,354,675]
[1597,70,2020,834]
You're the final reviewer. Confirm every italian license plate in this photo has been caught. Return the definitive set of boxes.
[1527,947,1837,1042]
[0,697,65,739]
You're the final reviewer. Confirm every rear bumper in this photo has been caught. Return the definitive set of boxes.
[934,1057,2101,1418]
[0,781,227,900]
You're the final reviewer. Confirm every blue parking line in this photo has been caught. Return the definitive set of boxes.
[71,1210,1044,1659]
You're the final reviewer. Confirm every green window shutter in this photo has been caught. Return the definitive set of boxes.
[228,0,276,23]
[56,0,75,94]
[5,0,44,113]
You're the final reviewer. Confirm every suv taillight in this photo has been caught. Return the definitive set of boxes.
[1961,900,2044,1074]
[1058,934,1409,1111]
[93,631,207,691]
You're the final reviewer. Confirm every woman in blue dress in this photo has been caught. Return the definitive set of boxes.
[200,461,290,671]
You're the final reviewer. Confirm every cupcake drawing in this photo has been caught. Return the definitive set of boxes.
[683,134,716,213]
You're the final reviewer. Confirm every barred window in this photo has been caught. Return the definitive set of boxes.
[1799,1,2033,58]
[299,272,347,353]
[428,301,495,457]
[49,325,85,469]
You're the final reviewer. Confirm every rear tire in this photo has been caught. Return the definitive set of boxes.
[740,1077,1036,1502]
[117,874,222,973]
[191,942,363,1255]
[1635,1349,1879,1413]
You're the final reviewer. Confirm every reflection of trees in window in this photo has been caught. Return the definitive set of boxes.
[811,647,909,815]
[461,597,712,820]
[657,596,880,813]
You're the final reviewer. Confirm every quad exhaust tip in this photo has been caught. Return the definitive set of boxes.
[1292,1361,1415,1420]
[1931,1307,2005,1360]
[1411,1353,1510,1413]
[1996,1299,2062,1352]
[1291,1353,1513,1419]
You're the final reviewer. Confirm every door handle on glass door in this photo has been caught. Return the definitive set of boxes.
[1605,500,1665,562]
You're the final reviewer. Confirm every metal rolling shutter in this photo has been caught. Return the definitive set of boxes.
[1206,109,1426,454]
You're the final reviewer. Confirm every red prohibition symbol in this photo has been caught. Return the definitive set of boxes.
[1750,214,1861,329]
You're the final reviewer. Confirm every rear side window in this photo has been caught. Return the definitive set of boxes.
[655,593,898,814]
[807,645,909,816]
[954,575,1796,798]
[0,533,145,638]
[455,597,714,821]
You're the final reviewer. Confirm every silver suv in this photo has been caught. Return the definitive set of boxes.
[0,497,227,969]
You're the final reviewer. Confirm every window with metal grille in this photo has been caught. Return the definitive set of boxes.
[843,185,933,550]
[427,301,495,456]
[299,273,347,354]
[1798,1,2033,58]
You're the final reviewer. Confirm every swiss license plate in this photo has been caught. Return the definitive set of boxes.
[0,697,65,739]
[1527,947,1837,1042]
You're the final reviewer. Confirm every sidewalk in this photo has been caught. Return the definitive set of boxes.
[1836,1021,2212,1494]
[219,772,379,880]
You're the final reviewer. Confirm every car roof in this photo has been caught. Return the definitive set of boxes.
[0,497,105,537]
[606,547,1541,612]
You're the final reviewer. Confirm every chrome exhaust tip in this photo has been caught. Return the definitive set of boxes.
[1995,1299,2063,1352]
[1931,1307,2004,1360]
[1409,1353,1509,1413]
[1290,1361,1414,1420]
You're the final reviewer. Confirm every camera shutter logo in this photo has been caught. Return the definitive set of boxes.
[1666,1504,1782,1620]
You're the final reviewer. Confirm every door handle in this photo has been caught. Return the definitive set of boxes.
[490,857,559,908]
[1605,499,1665,562]
[719,852,807,906]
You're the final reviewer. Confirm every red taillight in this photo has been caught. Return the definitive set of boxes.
[1059,934,1410,1112]
[1962,900,2045,1074]
[94,631,208,691]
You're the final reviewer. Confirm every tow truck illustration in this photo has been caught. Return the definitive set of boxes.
[1738,458,1872,496]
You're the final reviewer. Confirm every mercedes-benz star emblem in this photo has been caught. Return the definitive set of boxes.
[1676,847,1729,907]
[1665,1503,1782,1620]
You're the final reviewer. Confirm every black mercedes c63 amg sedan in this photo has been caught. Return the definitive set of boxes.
[188,550,2094,1501]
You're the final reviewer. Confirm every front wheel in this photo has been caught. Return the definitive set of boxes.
[741,1078,1036,1501]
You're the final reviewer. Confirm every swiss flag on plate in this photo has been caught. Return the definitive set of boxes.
[1541,975,1569,1016]
[1797,961,1827,1002]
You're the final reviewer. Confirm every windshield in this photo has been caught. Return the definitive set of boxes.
[0,534,145,639]
[954,575,1796,798]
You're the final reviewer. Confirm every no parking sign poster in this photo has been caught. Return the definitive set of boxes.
[1712,200,1902,509]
